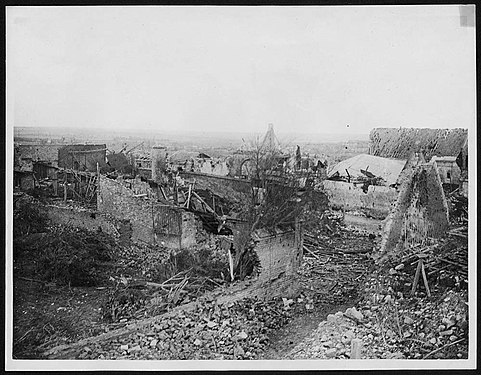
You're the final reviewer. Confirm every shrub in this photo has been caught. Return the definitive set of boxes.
[33,226,115,286]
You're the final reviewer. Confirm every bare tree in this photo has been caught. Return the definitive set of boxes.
[230,138,310,280]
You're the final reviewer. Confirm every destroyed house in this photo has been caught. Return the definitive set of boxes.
[14,143,63,169]
[168,150,229,176]
[430,156,461,186]
[58,144,107,172]
[323,154,406,219]
[328,154,407,187]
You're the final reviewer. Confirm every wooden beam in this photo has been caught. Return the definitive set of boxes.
[191,191,219,218]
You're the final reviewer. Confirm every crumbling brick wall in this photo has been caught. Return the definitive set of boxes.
[323,180,398,219]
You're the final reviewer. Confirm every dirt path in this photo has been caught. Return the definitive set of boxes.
[260,302,355,359]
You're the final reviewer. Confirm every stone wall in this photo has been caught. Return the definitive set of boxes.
[97,175,197,249]
[45,204,120,236]
[14,144,62,168]
[323,180,398,219]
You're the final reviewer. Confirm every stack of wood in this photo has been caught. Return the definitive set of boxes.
[400,223,468,283]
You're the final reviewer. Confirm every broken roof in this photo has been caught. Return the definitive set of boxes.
[328,154,407,186]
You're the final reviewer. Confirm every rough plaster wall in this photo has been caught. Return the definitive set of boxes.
[323,180,397,219]
[378,155,421,262]
[255,232,301,283]
[230,223,302,297]
[378,158,449,263]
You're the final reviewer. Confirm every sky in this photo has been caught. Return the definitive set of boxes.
[6,5,476,135]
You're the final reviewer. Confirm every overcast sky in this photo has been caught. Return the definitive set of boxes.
[6,5,476,135]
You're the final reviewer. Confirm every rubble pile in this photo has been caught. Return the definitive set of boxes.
[71,296,305,360]
[299,221,375,306]
[288,276,468,360]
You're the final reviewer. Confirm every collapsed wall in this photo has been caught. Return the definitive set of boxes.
[378,154,449,263]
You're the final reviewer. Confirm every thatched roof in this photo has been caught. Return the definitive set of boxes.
[369,128,467,161]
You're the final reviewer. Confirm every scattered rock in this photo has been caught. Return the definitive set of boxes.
[345,307,363,321]
[325,348,337,358]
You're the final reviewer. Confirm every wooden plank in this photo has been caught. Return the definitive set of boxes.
[302,245,320,259]
[191,191,219,218]
[410,260,422,295]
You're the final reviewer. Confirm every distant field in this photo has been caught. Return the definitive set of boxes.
[13,126,369,163]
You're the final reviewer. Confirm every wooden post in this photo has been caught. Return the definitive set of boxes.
[185,183,192,209]
[350,338,362,359]
[411,259,422,295]
[421,261,431,297]
[411,254,430,296]
[63,173,67,202]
